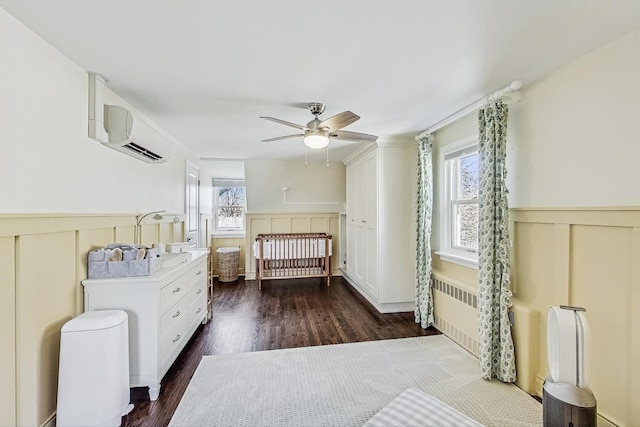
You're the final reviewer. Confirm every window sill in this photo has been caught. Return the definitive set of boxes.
[435,251,478,270]
[211,232,246,239]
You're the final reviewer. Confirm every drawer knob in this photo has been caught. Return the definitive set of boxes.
[196,308,202,314]
[196,270,202,275]
[172,334,181,343]
[173,311,181,318]
[196,289,202,295]
[172,287,181,294]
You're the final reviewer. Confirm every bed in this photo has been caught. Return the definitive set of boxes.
[253,232,332,290]
[364,388,484,427]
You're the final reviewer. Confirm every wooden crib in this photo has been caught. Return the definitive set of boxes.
[254,232,332,290]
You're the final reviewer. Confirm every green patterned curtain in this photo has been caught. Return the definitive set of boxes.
[477,101,516,382]
[415,134,434,328]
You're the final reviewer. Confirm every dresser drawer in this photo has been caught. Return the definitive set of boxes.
[160,315,186,367]
[160,275,187,313]
[186,260,207,289]
[187,293,207,330]
[160,298,186,334]
[187,279,206,306]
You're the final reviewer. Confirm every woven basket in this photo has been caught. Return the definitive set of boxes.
[217,247,240,282]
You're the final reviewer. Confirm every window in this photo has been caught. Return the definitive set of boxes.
[213,178,245,234]
[439,140,479,268]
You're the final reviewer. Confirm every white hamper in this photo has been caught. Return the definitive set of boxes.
[57,310,133,427]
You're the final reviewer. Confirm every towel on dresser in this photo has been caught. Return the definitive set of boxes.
[363,388,484,427]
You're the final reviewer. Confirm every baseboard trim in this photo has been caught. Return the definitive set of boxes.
[42,413,55,427]
[341,273,414,313]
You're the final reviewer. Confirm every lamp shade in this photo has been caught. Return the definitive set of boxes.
[304,133,329,149]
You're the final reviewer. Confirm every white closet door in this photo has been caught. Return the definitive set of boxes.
[185,162,200,247]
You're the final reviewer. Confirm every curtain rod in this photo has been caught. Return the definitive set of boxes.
[416,80,522,140]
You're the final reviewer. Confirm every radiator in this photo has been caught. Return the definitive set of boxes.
[432,274,480,356]
[432,273,540,395]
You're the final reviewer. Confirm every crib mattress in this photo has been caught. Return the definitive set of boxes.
[253,238,332,260]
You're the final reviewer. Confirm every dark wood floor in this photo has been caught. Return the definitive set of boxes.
[121,276,439,427]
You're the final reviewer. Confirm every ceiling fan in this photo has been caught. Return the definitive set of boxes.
[260,102,378,149]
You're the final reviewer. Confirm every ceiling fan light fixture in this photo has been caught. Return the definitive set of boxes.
[260,103,377,153]
[304,133,329,149]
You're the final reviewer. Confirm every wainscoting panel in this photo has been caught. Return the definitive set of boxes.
[139,223,161,247]
[247,217,271,238]
[311,216,332,233]
[291,217,309,232]
[271,217,292,233]
[570,225,633,424]
[0,236,16,427]
[434,207,639,425]
[245,213,340,279]
[76,227,115,314]
[510,207,640,427]
[512,222,557,301]
[0,214,187,427]
[114,224,135,243]
[16,232,77,426]
[512,221,558,387]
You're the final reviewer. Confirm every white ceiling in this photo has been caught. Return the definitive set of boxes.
[2,1,640,162]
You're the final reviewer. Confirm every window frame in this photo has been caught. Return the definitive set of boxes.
[212,179,246,236]
[437,136,479,269]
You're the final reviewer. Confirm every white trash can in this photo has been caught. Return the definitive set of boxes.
[57,310,133,427]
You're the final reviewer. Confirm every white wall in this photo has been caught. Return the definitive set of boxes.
[244,159,346,213]
[433,29,640,213]
[0,8,198,215]
[507,29,640,208]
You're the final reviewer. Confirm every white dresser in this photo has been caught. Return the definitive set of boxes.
[82,250,209,400]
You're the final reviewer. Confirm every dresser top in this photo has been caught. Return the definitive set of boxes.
[82,249,208,286]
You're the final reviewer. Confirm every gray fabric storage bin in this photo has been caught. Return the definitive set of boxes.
[88,243,161,278]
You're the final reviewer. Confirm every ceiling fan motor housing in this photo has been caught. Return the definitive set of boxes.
[308,102,326,116]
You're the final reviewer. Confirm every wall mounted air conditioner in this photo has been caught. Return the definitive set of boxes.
[88,73,171,164]
[103,105,169,163]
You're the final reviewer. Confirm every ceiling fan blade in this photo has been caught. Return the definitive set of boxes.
[318,111,360,131]
[330,130,378,143]
[260,116,308,131]
[261,134,304,142]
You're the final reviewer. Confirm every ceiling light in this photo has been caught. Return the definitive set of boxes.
[304,133,329,149]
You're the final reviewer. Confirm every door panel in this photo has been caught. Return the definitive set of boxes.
[365,228,378,297]
[185,162,200,247]
[346,224,357,277]
[355,225,367,285]
[365,151,377,227]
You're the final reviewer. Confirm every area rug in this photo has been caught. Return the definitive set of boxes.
[170,335,541,427]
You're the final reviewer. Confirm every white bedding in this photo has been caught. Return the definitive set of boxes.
[363,388,484,427]
[253,238,332,260]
